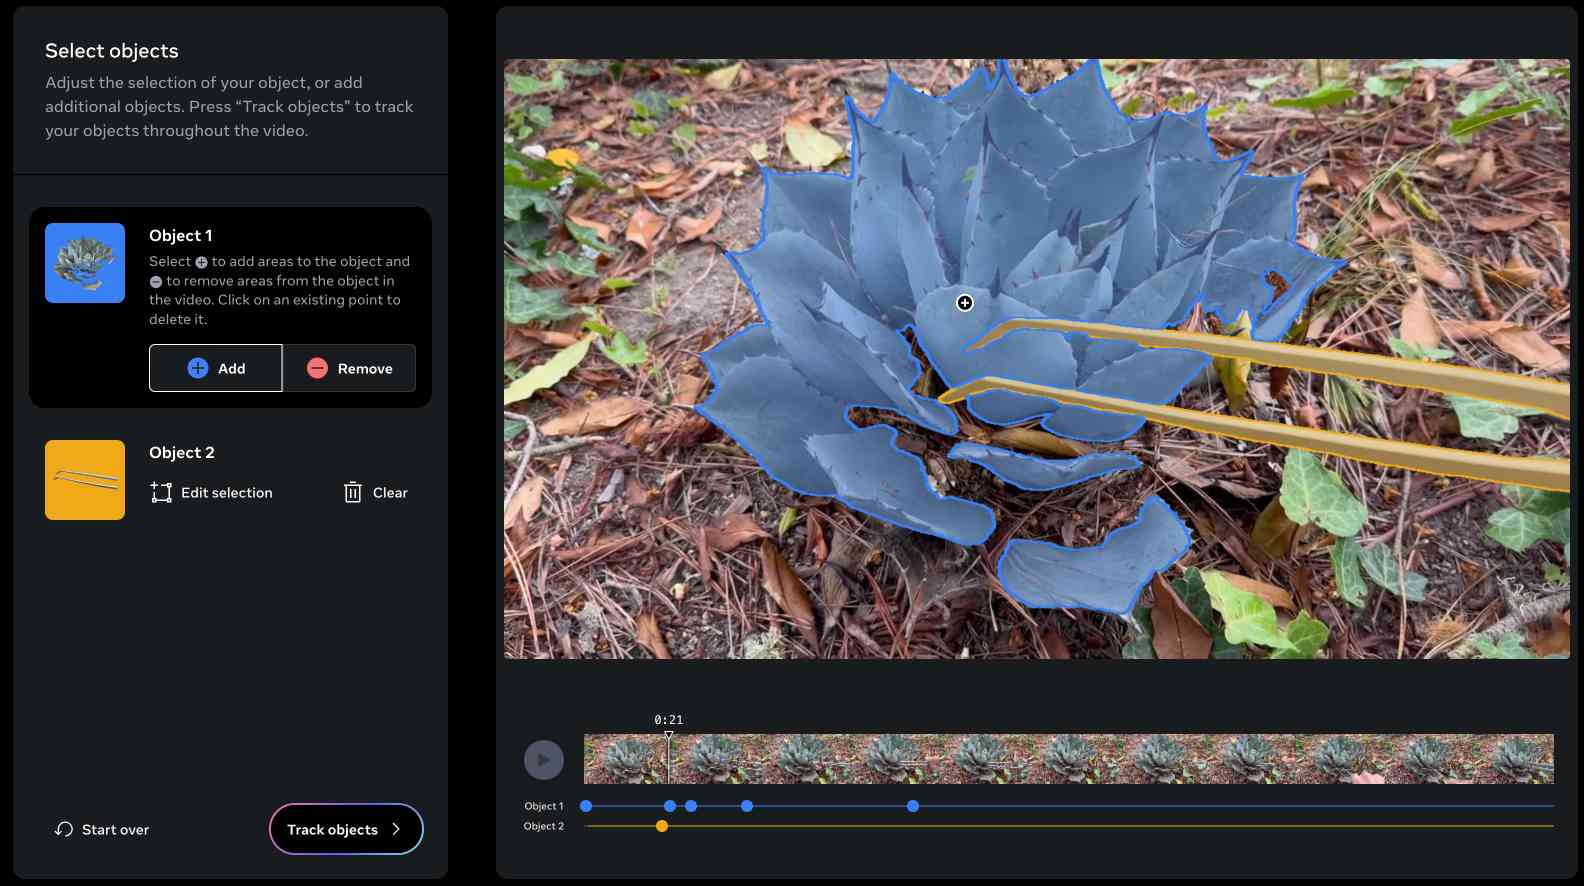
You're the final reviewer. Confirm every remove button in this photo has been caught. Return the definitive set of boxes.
[286,345,417,392]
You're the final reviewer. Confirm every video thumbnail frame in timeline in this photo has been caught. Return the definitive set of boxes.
[583,733,1558,785]
[502,56,1572,661]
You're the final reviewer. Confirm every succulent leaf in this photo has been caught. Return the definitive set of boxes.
[700,60,1338,614]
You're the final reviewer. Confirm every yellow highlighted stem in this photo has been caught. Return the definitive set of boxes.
[969,318,1570,420]
[938,377,1570,493]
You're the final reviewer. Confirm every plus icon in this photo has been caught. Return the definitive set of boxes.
[186,357,209,379]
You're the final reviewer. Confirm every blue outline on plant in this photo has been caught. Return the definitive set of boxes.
[696,59,1346,614]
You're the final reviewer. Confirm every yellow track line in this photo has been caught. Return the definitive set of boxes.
[588,823,1552,830]
[938,377,1570,493]
[969,318,1571,420]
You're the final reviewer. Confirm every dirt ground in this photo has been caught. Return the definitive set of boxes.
[505,58,1572,660]
[583,732,1555,785]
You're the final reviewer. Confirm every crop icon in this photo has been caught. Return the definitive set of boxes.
[696,60,1343,613]
[44,222,127,304]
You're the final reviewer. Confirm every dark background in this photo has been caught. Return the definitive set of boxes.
[495,5,1578,879]
[12,5,451,878]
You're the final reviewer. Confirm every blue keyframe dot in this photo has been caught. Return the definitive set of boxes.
[740,800,753,813]
[579,800,592,813]
[684,800,698,813]
[663,800,677,813]
[906,800,920,813]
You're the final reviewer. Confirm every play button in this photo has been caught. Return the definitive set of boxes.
[523,739,565,780]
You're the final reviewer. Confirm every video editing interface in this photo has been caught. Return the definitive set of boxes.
[11,6,448,877]
[5,4,1576,882]
[495,7,1576,880]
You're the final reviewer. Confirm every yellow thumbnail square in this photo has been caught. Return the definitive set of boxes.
[45,440,126,520]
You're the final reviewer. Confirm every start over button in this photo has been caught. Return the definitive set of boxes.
[285,345,417,392]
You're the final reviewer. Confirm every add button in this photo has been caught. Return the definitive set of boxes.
[149,344,283,392]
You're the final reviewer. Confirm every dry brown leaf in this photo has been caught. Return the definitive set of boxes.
[760,538,818,648]
[672,372,708,407]
[1398,285,1441,349]
[1469,212,1539,233]
[506,475,546,528]
[624,207,665,252]
[1410,241,1464,290]
[1374,190,1407,220]
[705,513,768,551]
[988,427,1091,458]
[1527,613,1570,657]
[1149,575,1212,659]
[567,213,613,242]
[540,396,648,436]
[1220,572,1295,610]
[1489,325,1568,372]
[1302,167,1331,190]
[634,611,672,659]
[1368,215,1409,238]
[1465,150,1496,193]
[1484,260,1543,289]
[635,170,684,193]
[1040,622,1072,660]
[1249,497,1300,561]
[1433,150,1478,173]
[1438,318,1510,341]
[675,203,724,244]
[1470,262,1499,320]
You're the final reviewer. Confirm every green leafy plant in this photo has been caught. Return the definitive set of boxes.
[689,735,743,783]
[1272,82,1358,110]
[1491,738,1550,782]
[1472,632,1540,660]
[1134,735,1188,784]
[53,237,116,289]
[776,734,835,783]
[1314,736,1367,782]
[1486,486,1570,563]
[1221,735,1277,782]
[602,738,655,784]
[955,735,1017,784]
[1400,736,1450,783]
[1202,571,1330,659]
[1042,735,1097,783]
[866,734,925,784]
[1280,450,1367,538]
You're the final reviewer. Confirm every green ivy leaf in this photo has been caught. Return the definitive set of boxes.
[597,328,647,369]
[1271,82,1358,110]
[1246,75,1283,91]
[504,334,595,404]
[1447,395,1543,441]
[631,89,672,120]
[1365,76,1411,98]
[1486,507,1563,552]
[505,263,576,325]
[1449,99,1541,143]
[1472,632,1536,660]
[1381,59,1465,71]
[1387,338,1454,361]
[1329,537,1370,607]
[1121,596,1156,660]
[1280,450,1367,538]
[1503,485,1570,517]
[507,71,566,96]
[1172,569,1247,658]
[1203,571,1294,651]
[1270,611,1329,659]
[1455,82,1511,116]
[526,105,554,129]
[1356,544,1427,602]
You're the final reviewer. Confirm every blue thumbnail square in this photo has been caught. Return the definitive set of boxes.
[44,222,126,303]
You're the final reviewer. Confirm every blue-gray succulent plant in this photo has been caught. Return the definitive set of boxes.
[697,60,1342,615]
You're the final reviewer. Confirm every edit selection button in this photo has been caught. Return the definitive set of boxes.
[285,345,417,392]
[149,344,283,392]
[268,802,423,856]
